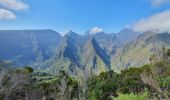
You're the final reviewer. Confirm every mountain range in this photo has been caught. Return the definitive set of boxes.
[0,29,170,76]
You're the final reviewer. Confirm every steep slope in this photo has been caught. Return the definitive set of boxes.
[80,37,111,75]
[86,31,120,55]
[111,32,170,71]
[0,30,62,66]
[42,31,84,75]
[43,32,111,76]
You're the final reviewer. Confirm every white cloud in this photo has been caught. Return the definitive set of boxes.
[0,0,29,11]
[150,0,170,7]
[133,9,170,33]
[0,9,16,19]
[0,0,29,20]
[89,27,103,34]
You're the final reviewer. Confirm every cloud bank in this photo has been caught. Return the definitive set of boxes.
[89,27,103,34]
[0,9,16,19]
[150,0,170,7]
[133,9,170,33]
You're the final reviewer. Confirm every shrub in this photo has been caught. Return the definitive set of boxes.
[24,66,34,73]
[1,74,10,87]
[112,89,149,100]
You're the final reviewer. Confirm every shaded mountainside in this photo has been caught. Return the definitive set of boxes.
[86,32,119,55]
[42,32,113,76]
[0,30,62,66]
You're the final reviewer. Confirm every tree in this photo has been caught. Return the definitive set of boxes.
[24,66,34,73]
[167,49,170,57]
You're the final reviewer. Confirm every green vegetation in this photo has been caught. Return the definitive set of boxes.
[86,66,152,100]
[0,47,169,100]
[112,91,149,100]
[87,47,170,100]
[24,66,34,73]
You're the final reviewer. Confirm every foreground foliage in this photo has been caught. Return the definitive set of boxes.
[112,89,149,100]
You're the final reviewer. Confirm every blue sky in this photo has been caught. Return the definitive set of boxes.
[0,0,170,34]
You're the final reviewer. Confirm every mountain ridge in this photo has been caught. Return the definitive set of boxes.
[0,29,170,76]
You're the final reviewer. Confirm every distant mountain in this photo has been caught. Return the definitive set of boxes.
[111,32,170,71]
[0,30,62,66]
[0,29,170,76]
[116,28,141,45]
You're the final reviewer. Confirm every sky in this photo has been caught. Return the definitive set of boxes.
[0,0,170,34]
